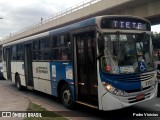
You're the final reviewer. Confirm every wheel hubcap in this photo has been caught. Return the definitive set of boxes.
[63,89,71,105]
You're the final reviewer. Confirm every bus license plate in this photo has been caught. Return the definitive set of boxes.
[141,79,154,88]
[136,94,145,100]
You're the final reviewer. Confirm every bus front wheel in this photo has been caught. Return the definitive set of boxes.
[61,84,74,109]
[15,75,22,90]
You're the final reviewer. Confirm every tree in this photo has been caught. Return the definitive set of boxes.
[152,32,160,50]
[152,32,160,61]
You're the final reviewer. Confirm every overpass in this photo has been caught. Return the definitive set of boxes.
[0,0,160,45]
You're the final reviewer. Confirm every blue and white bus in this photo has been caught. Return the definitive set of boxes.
[2,15,157,110]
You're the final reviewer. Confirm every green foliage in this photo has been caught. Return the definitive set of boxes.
[23,102,69,120]
[152,32,160,50]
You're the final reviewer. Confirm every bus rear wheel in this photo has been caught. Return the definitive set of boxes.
[15,75,22,90]
[61,84,74,109]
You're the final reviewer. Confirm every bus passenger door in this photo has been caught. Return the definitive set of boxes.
[6,48,12,80]
[75,32,98,106]
[24,44,33,88]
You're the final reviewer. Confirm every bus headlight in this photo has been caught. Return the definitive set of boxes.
[153,72,158,86]
[102,82,126,96]
[154,72,157,80]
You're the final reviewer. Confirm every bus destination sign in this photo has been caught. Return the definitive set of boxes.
[101,17,151,31]
[112,21,142,30]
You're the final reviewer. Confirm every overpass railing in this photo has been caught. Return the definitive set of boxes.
[1,0,101,41]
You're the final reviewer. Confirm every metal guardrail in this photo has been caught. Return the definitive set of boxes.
[1,0,101,41]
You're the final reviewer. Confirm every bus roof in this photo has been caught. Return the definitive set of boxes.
[3,17,96,47]
[3,15,150,47]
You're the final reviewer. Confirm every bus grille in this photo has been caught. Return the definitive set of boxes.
[117,72,155,83]
[119,71,156,104]
[121,86,154,104]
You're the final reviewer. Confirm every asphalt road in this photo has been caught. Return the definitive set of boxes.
[0,79,160,120]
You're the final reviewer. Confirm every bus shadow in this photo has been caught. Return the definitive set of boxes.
[72,103,159,120]
[7,82,159,120]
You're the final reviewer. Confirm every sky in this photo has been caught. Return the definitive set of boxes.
[0,0,85,39]
[151,25,160,33]
[0,0,160,40]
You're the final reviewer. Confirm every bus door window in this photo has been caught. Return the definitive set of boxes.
[76,32,98,105]
[87,35,96,64]
[17,44,24,61]
[86,33,97,98]
[76,35,86,84]
[11,45,17,61]
[3,48,6,62]
[5,47,12,80]
[33,40,40,61]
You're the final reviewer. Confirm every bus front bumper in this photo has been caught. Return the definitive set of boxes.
[101,84,158,111]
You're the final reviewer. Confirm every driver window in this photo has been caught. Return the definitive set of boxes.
[118,35,136,65]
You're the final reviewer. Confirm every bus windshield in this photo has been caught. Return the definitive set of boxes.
[101,33,155,74]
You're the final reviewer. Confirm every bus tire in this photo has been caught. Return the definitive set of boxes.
[15,75,22,91]
[61,84,74,109]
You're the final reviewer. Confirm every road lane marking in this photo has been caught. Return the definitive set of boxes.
[155,104,160,107]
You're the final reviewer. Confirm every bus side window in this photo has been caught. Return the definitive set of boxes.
[39,37,52,60]
[52,36,58,60]
[61,48,71,60]
[52,34,71,61]
[55,34,70,47]
[52,36,57,47]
